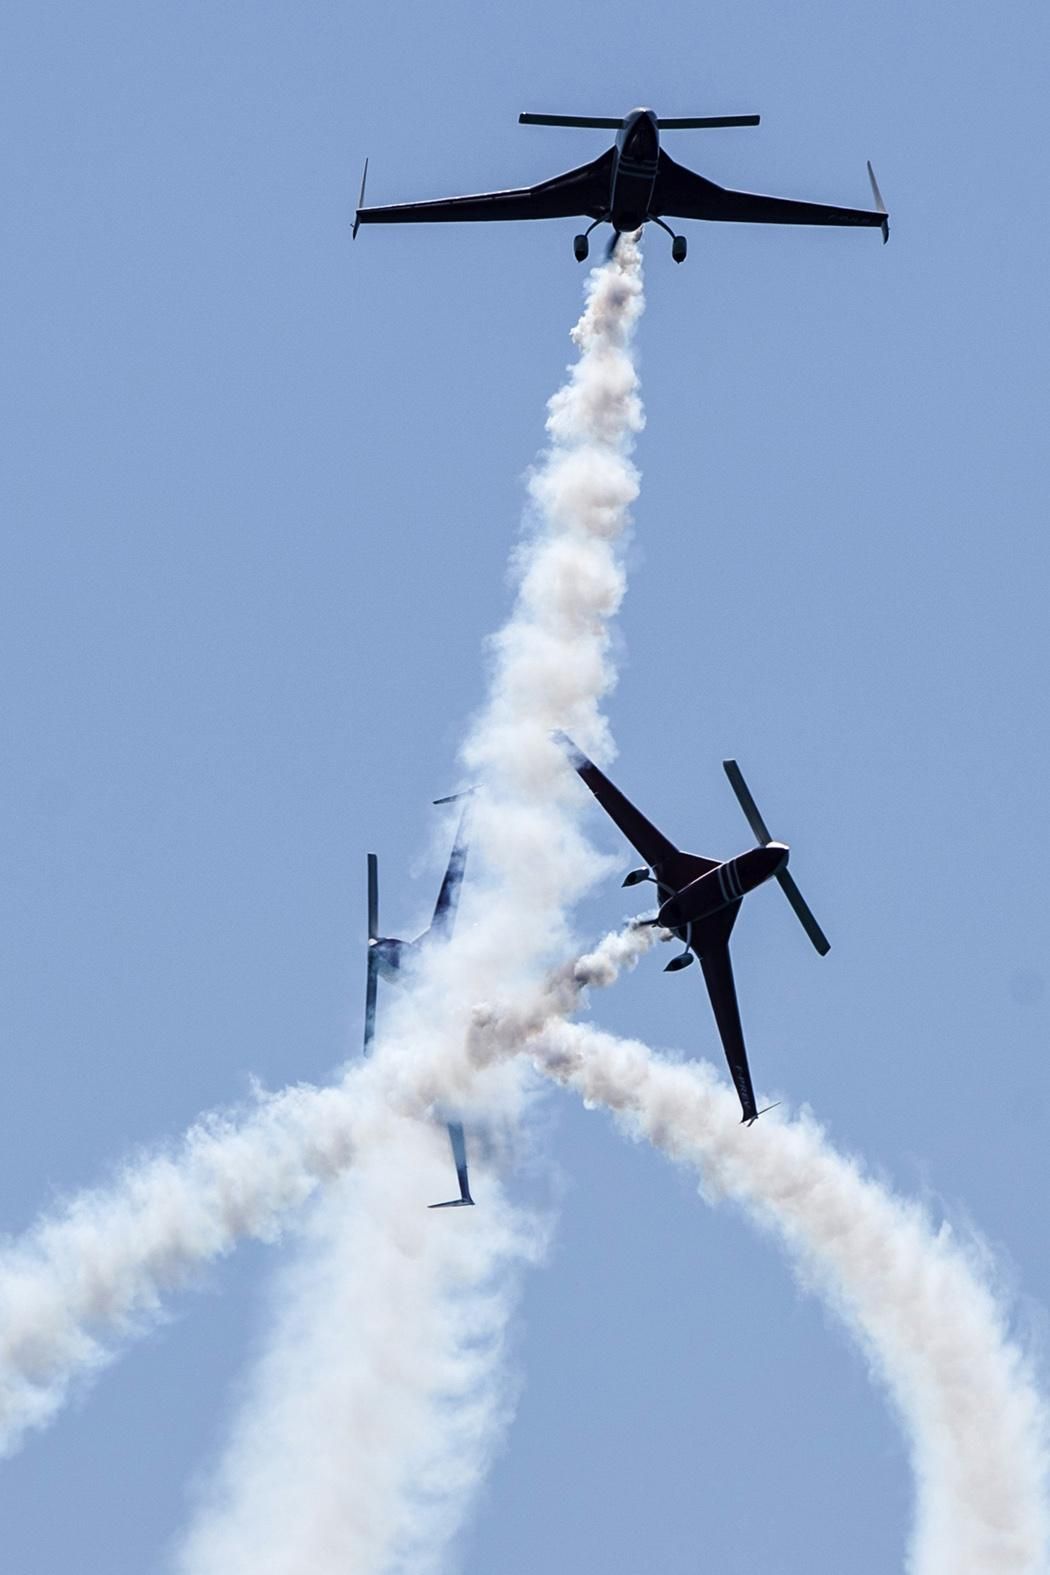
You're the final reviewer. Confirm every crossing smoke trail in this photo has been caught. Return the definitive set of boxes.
[0,244,648,1564]
[0,919,650,1462]
[507,1017,1050,1575]
[172,241,647,1575]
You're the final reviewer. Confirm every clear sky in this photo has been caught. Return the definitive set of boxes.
[2,1,1049,1570]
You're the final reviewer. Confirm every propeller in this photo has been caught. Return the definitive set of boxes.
[363,949,378,1053]
[364,853,380,1053]
[605,229,621,261]
[367,852,379,941]
[722,761,830,956]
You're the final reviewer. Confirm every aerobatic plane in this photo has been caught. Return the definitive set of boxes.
[365,793,475,1207]
[353,106,888,262]
[556,735,829,1125]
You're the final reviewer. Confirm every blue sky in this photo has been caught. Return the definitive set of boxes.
[2,1,1049,1570]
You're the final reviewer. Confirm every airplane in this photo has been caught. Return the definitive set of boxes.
[555,734,829,1124]
[365,793,475,1206]
[353,106,888,263]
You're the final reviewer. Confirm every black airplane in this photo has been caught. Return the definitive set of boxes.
[353,106,888,263]
[365,793,475,1206]
[556,735,829,1124]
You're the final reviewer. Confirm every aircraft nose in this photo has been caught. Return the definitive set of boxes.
[766,841,790,872]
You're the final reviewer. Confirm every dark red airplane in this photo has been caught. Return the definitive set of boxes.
[556,735,829,1124]
[353,106,888,263]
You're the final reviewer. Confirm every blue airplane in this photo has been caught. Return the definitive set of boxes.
[365,794,475,1207]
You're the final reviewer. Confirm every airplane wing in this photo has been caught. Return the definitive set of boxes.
[654,150,888,235]
[696,930,759,1124]
[428,799,471,941]
[555,734,719,892]
[356,149,615,229]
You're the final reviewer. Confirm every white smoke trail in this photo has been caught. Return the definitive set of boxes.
[168,244,648,1574]
[0,915,651,1462]
[523,1020,1050,1575]
[173,1119,542,1575]
[0,1078,358,1453]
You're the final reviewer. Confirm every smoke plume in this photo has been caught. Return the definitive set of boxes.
[170,240,648,1575]
[523,1019,1050,1575]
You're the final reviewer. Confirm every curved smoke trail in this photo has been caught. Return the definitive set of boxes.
[0,917,650,1462]
[520,1017,1050,1575]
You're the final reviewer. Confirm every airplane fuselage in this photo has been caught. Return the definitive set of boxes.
[608,108,660,232]
[369,935,413,981]
[658,843,789,933]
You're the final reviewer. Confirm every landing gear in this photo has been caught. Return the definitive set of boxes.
[573,212,610,263]
[651,214,688,264]
[665,950,694,972]
[664,924,695,972]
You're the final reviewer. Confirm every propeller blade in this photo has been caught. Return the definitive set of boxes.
[722,760,773,845]
[367,853,379,941]
[605,229,620,261]
[363,948,379,1053]
[776,869,831,956]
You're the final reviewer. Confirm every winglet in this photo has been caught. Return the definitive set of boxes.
[352,157,369,239]
[867,160,889,244]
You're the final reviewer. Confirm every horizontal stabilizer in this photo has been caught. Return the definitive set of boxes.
[519,113,624,128]
[658,115,760,129]
[744,1101,782,1126]
[428,1197,475,1209]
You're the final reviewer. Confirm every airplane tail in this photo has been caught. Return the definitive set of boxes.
[428,1122,475,1208]
[518,113,759,130]
[743,1101,782,1126]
